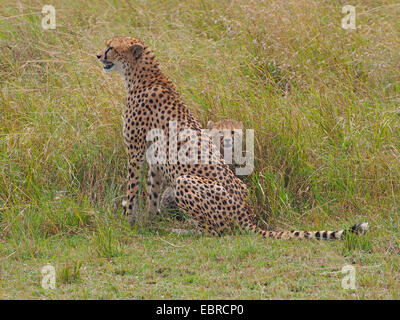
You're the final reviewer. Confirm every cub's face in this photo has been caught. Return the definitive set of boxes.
[96,36,144,74]
[207,119,244,152]
[206,119,244,170]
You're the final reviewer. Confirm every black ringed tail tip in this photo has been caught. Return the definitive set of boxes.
[348,222,369,235]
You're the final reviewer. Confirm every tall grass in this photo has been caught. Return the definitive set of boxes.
[1,0,399,231]
[0,0,399,298]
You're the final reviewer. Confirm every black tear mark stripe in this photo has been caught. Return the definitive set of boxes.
[105,46,113,60]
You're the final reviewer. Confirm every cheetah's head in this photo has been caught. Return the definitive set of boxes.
[96,37,144,74]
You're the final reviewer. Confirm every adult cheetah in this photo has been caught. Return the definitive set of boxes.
[97,36,368,239]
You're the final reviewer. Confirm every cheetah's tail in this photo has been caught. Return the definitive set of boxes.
[247,222,369,240]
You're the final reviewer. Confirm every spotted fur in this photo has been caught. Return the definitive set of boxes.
[161,119,244,210]
[97,36,368,240]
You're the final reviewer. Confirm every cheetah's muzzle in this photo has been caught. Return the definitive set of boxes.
[103,62,114,71]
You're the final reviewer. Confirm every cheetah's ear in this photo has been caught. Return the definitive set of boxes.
[207,121,214,129]
[130,43,144,60]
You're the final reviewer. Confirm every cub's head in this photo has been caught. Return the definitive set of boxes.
[207,119,244,147]
[96,36,144,74]
[207,119,244,132]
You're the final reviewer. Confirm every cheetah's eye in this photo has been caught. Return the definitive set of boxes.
[104,46,113,60]
[102,47,115,72]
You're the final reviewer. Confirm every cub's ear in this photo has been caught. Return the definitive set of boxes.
[207,120,214,129]
[131,43,143,59]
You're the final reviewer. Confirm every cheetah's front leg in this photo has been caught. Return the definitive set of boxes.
[147,165,162,215]
[123,158,144,226]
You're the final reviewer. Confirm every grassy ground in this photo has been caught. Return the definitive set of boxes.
[0,0,399,299]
